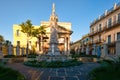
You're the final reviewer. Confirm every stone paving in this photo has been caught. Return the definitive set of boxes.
[6,62,100,80]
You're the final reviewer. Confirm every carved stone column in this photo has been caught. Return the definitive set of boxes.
[0,43,3,59]
[101,44,108,58]
[92,44,96,55]
[36,41,39,53]
[67,37,70,55]
[86,45,89,55]
[40,36,43,54]
[64,37,67,55]
[116,40,120,55]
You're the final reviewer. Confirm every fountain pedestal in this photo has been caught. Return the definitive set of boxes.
[37,3,71,62]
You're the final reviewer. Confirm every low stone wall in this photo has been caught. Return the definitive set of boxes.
[37,55,71,62]
[116,40,120,55]
[2,57,27,64]
[78,57,99,62]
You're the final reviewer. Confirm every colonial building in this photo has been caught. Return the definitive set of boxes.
[70,33,90,54]
[89,3,120,57]
[13,3,72,55]
[70,39,81,51]
[80,34,90,54]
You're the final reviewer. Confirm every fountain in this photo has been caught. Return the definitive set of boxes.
[37,3,70,62]
[47,25,60,55]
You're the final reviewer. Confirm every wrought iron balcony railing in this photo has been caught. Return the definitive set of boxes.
[90,20,120,36]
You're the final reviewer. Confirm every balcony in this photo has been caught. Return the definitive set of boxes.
[93,39,102,44]
[107,41,116,47]
[90,20,120,36]
[90,2,120,26]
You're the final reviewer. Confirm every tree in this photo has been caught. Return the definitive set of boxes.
[32,26,46,53]
[4,40,11,46]
[19,20,34,55]
[0,35,4,43]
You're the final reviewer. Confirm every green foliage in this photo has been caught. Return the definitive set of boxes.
[3,40,11,46]
[0,35,4,42]
[20,20,34,37]
[27,53,38,58]
[24,59,82,68]
[89,66,120,80]
[0,66,26,80]
[71,52,97,59]
[70,49,75,54]
[89,57,120,80]
[32,25,46,38]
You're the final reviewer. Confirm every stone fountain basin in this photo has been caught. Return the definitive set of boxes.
[37,55,72,62]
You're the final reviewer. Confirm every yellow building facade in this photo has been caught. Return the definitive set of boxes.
[13,3,72,55]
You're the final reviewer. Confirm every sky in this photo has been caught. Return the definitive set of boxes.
[0,0,119,43]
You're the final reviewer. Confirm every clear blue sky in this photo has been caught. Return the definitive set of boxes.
[0,0,119,43]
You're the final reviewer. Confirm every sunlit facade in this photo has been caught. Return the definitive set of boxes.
[89,3,120,57]
[13,3,72,55]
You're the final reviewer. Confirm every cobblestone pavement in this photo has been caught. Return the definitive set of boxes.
[6,62,100,80]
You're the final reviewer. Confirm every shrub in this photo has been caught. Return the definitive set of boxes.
[0,66,26,80]
[89,57,120,80]
[27,53,38,58]
[24,59,82,68]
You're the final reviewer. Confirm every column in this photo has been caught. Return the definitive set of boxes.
[21,47,24,56]
[101,44,108,58]
[86,45,89,55]
[92,44,96,55]
[36,41,39,53]
[116,40,120,55]
[67,37,70,55]
[40,36,43,54]
[0,43,3,58]
[97,45,101,57]
[16,45,20,56]
[8,44,12,55]
[81,45,84,53]
[64,37,67,55]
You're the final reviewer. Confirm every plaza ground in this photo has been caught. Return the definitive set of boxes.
[6,62,100,80]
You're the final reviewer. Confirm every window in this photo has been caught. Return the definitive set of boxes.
[117,32,120,40]
[118,13,120,23]
[92,28,94,33]
[96,26,98,32]
[16,29,20,36]
[113,15,116,24]
[108,18,112,27]
[29,41,31,45]
[91,37,93,43]
[35,41,37,47]
[99,24,102,31]
[17,41,20,46]
[108,35,111,43]
[99,35,101,41]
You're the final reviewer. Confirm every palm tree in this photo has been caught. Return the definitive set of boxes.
[4,40,11,46]
[32,26,46,53]
[19,20,34,55]
[0,35,4,43]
